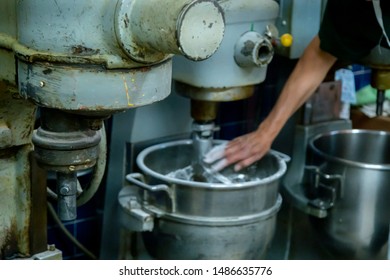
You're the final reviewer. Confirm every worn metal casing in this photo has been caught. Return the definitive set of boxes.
[172,0,279,89]
[0,0,225,258]
[16,0,170,114]
[15,0,225,114]
[275,0,327,59]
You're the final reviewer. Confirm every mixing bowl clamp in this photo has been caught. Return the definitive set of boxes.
[303,165,343,213]
[118,173,175,233]
[125,173,176,213]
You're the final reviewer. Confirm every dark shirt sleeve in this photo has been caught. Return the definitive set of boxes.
[318,0,383,62]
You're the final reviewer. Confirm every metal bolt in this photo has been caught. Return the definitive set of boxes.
[68,165,75,172]
[87,118,103,131]
[60,186,70,195]
[39,81,45,88]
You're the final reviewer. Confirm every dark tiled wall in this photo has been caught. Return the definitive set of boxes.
[350,64,372,91]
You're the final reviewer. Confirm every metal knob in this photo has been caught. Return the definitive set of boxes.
[234,31,274,67]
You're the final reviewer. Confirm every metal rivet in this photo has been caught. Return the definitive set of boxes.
[39,81,45,88]
[60,186,70,195]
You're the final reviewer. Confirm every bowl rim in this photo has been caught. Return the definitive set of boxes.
[309,129,390,170]
[136,139,287,188]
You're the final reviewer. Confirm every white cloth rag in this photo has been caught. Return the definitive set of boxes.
[203,143,229,172]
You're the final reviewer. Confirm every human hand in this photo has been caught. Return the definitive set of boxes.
[224,129,272,171]
[203,128,273,172]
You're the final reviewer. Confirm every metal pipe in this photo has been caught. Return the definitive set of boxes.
[77,124,107,207]
[370,68,390,116]
[56,172,78,221]
[376,89,385,116]
[191,122,215,181]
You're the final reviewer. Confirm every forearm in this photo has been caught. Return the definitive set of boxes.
[215,36,338,171]
[260,36,337,138]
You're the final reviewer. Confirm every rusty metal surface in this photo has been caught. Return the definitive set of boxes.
[191,100,219,121]
[18,61,172,114]
[371,68,390,90]
[29,153,48,256]
[175,81,254,102]
[0,82,36,147]
[0,145,33,259]
[8,0,224,68]
[15,0,133,68]
[0,0,17,37]
[0,79,36,259]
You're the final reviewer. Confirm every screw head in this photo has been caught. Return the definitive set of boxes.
[60,186,70,195]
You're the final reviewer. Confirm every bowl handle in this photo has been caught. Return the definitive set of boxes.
[125,173,175,212]
[270,149,291,162]
[126,173,170,193]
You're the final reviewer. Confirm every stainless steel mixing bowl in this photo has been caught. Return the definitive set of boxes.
[308,129,390,259]
[128,139,288,259]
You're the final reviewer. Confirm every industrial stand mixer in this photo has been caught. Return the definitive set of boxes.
[0,0,225,259]
[115,0,294,260]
